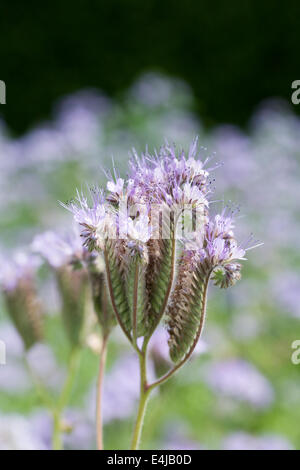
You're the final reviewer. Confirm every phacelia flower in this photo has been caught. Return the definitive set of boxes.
[61,188,107,250]
[63,138,261,366]
[106,177,125,203]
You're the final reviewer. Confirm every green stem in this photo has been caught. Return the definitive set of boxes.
[96,335,108,450]
[52,411,63,451]
[58,347,80,412]
[130,353,151,450]
[52,347,81,450]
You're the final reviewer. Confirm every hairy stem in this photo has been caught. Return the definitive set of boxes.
[96,334,109,450]
[131,352,151,450]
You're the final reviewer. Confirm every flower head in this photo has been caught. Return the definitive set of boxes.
[127,214,151,244]
[106,177,124,203]
[60,188,107,250]
[187,208,258,264]
[128,138,212,208]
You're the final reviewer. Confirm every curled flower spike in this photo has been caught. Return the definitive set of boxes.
[212,263,242,289]
[167,208,261,363]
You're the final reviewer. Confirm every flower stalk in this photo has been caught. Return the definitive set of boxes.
[96,334,109,450]
[131,352,151,450]
[52,347,81,450]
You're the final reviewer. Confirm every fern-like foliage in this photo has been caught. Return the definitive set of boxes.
[167,256,212,363]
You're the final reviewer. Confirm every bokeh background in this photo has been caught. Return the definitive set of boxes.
[0,1,300,450]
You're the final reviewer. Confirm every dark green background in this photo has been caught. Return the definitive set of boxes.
[1,0,299,134]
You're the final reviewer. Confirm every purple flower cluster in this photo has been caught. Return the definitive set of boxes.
[127,139,211,207]
[64,138,257,275]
